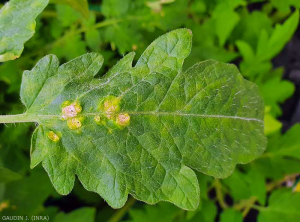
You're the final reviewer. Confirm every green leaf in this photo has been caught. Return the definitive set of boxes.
[270,0,300,12]
[0,0,49,62]
[51,34,87,60]
[102,0,130,18]
[220,209,243,222]
[17,29,266,210]
[187,199,217,222]
[258,189,300,222]
[213,9,240,47]
[256,10,299,61]
[259,69,295,117]
[264,113,282,135]
[255,124,300,179]
[55,5,81,28]
[127,202,180,222]
[233,11,273,50]
[0,168,54,216]
[50,0,89,19]
[0,167,22,183]
[222,167,266,204]
[53,207,96,222]
[236,11,299,79]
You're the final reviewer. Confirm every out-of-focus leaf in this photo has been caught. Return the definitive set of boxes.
[0,60,22,93]
[220,209,243,222]
[187,200,217,222]
[0,168,54,216]
[104,24,142,54]
[233,11,273,49]
[83,13,102,51]
[255,124,300,179]
[73,181,103,204]
[0,167,22,183]
[53,207,96,222]
[256,10,299,61]
[50,0,89,19]
[102,0,130,18]
[223,170,251,201]
[127,202,180,222]
[270,0,300,13]
[197,173,213,200]
[213,8,240,47]
[258,189,300,222]
[0,0,49,62]
[51,34,87,60]
[264,112,282,136]
[55,5,81,28]
[223,168,266,204]
[185,19,238,69]
[259,70,295,117]
[237,11,299,79]
[247,168,266,205]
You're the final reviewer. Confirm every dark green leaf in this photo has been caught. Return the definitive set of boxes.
[0,167,22,183]
[258,189,300,222]
[50,0,89,19]
[53,207,96,222]
[0,0,49,62]
[220,209,243,222]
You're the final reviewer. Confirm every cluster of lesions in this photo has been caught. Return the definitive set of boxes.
[57,96,130,133]
[97,96,131,129]
[45,101,83,143]
[61,100,84,130]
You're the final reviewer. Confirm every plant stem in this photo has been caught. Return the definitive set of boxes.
[214,179,228,209]
[107,197,136,222]
[242,196,257,217]
[0,114,37,124]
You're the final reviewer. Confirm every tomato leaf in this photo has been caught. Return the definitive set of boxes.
[53,207,96,222]
[18,29,266,210]
[258,189,300,222]
[50,0,89,19]
[0,0,49,62]
[0,167,22,183]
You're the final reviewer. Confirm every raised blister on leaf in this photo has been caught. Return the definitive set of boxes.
[116,113,130,127]
[94,115,101,124]
[101,96,121,119]
[62,101,82,119]
[67,117,83,130]
[47,131,60,142]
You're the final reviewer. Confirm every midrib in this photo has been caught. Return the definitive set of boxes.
[31,111,263,123]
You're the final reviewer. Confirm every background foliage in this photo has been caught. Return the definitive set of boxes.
[0,0,300,221]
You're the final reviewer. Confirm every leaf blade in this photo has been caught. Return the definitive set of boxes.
[23,29,266,210]
[0,0,49,62]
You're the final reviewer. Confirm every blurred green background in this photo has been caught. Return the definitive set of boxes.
[1,0,300,221]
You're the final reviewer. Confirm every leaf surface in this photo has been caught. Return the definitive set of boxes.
[50,0,89,19]
[0,0,49,62]
[258,189,300,222]
[53,207,96,222]
[0,167,22,183]
[20,29,266,210]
